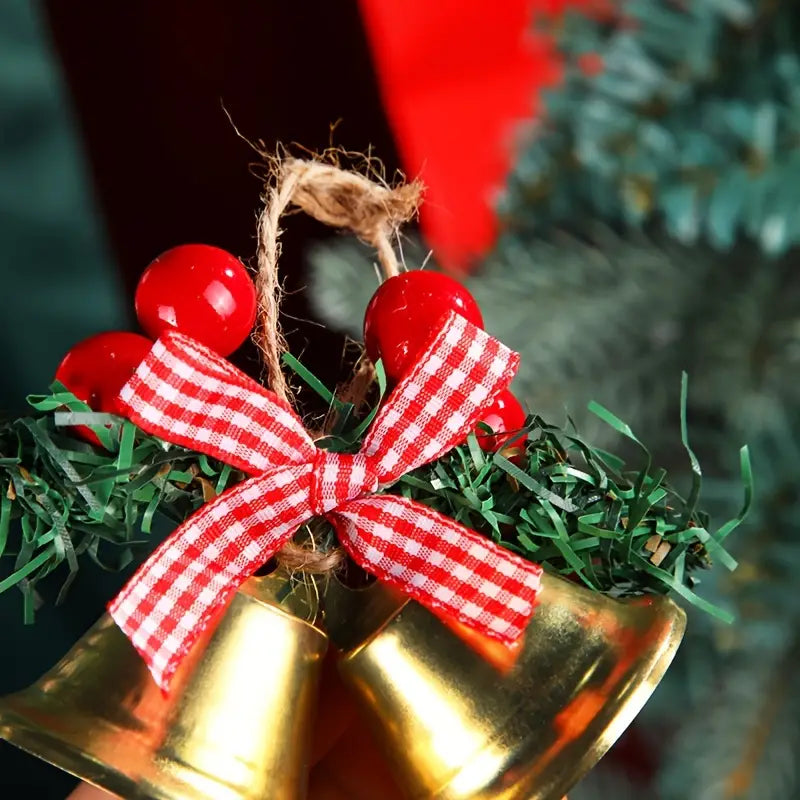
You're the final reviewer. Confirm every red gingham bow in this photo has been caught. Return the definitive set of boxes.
[109,311,543,691]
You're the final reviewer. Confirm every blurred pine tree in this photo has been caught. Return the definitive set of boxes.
[0,1,127,415]
[310,1,800,795]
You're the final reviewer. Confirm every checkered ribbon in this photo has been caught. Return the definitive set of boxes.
[109,311,543,691]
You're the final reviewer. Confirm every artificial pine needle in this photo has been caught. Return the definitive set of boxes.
[0,367,750,621]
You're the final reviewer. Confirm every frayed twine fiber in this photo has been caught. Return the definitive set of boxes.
[254,152,423,574]
[255,155,423,405]
[274,540,347,574]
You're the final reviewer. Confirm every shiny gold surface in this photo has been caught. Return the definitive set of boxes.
[0,574,328,799]
[326,572,686,800]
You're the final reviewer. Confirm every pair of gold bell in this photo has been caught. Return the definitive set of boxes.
[0,570,685,799]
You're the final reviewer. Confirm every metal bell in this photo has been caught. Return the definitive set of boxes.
[0,573,328,800]
[325,572,686,800]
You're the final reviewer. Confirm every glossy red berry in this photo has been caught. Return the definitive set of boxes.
[55,332,153,445]
[363,271,484,381]
[135,244,257,356]
[475,390,527,452]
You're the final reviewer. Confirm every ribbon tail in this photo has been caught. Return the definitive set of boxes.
[109,464,314,692]
[329,495,542,644]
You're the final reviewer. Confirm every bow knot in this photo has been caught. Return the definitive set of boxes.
[309,451,379,516]
[109,311,543,692]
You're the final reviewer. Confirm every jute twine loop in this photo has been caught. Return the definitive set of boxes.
[276,538,347,574]
[254,154,423,573]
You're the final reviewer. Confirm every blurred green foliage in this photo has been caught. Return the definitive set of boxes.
[502,0,800,256]
[1,2,127,796]
[0,0,127,414]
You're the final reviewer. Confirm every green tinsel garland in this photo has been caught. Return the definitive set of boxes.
[0,368,751,623]
[0,386,243,621]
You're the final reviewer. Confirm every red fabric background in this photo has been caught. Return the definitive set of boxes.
[357,1,598,270]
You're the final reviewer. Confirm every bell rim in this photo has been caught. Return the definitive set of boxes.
[0,581,330,800]
[437,578,688,799]
[424,606,685,800]
[0,707,146,799]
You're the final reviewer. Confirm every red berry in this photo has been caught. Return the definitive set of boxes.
[135,244,257,356]
[55,332,153,445]
[363,271,484,381]
[475,390,527,452]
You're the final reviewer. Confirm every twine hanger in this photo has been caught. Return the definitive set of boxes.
[253,153,423,573]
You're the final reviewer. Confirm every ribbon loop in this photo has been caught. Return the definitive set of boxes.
[363,314,518,484]
[119,331,315,475]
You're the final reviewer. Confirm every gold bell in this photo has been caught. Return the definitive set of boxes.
[325,571,686,800]
[0,573,328,800]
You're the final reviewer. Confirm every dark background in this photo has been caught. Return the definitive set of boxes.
[45,0,400,385]
[2,3,398,795]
